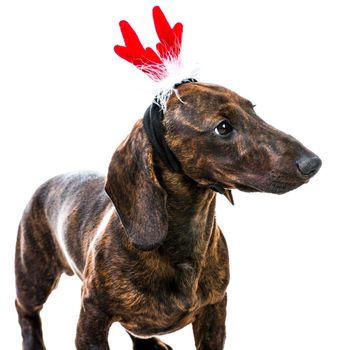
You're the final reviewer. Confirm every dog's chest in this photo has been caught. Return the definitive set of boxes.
[101,255,228,337]
[121,267,225,337]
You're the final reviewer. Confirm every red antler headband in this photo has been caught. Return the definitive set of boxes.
[114,6,184,82]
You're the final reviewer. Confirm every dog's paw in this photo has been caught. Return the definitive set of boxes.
[133,337,172,350]
[153,338,173,350]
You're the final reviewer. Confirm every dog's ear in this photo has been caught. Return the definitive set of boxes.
[105,123,168,251]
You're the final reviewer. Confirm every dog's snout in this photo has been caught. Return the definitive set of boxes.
[296,155,322,177]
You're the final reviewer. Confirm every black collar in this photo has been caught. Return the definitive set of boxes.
[143,101,183,173]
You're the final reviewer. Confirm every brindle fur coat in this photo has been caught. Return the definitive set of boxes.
[15,83,321,349]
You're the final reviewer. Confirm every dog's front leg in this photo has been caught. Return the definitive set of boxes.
[75,298,112,350]
[192,295,227,350]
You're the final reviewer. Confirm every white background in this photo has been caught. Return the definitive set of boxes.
[1,0,362,349]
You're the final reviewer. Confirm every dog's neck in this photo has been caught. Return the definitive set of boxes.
[154,155,218,260]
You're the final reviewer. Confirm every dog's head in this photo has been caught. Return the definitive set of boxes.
[106,82,321,250]
[163,82,321,194]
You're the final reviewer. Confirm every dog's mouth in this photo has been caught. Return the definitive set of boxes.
[235,183,261,193]
[265,181,305,194]
[198,172,307,195]
[235,179,306,195]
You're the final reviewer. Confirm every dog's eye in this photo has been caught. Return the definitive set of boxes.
[215,121,233,136]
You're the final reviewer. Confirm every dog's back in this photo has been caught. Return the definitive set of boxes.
[16,172,110,283]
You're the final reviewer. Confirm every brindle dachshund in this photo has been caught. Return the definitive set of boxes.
[15,81,321,350]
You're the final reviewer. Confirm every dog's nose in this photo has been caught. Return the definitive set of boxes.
[296,154,322,177]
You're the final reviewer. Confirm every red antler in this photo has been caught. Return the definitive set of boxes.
[114,6,184,81]
[114,20,166,81]
[152,6,183,61]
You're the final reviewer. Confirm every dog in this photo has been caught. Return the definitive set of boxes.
[15,81,321,349]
